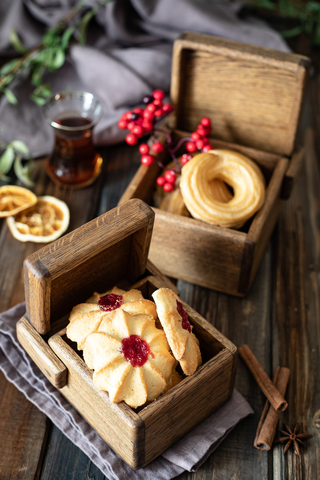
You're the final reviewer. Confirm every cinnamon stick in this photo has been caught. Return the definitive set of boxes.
[238,345,288,412]
[254,366,290,450]
[253,367,280,447]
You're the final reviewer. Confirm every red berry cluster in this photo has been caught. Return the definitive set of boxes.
[138,140,165,166]
[118,89,173,166]
[185,117,212,153]
[156,169,177,192]
[156,118,212,192]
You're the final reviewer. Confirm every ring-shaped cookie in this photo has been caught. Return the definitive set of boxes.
[180,149,265,228]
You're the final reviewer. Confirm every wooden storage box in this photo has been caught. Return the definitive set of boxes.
[120,32,310,297]
[16,199,237,470]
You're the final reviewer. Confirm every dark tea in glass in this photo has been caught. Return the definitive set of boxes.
[45,92,103,188]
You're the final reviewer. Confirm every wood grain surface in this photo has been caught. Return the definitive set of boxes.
[171,32,310,156]
[0,47,320,480]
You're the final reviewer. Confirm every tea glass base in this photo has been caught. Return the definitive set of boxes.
[45,156,103,189]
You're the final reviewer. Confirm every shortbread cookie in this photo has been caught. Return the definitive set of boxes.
[67,287,158,349]
[163,368,183,393]
[86,287,143,305]
[122,299,157,319]
[83,309,176,408]
[86,287,157,318]
[152,288,202,375]
[67,310,108,350]
[180,149,265,229]
[179,331,202,376]
[69,303,100,322]
[87,288,157,319]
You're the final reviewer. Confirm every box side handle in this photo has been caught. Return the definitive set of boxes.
[16,316,67,389]
[280,146,305,200]
[24,258,51,335]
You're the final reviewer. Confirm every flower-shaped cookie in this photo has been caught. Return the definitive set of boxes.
[83,309,176,408]
[67,287,157,350]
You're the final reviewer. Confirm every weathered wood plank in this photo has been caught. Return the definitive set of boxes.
[40,423,106,480]
[271,126,320,478]
[0,156,108,479]
[0,167,50,480]
[0,371,48,480]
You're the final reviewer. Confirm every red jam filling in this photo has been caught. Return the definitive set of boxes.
[176,300,191,332]
[98,293,123,312]
[121,335,151,367]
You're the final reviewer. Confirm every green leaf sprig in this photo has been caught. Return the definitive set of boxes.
[0,0,112,105]
[249,0,320,46]
[0,0,112,187]
[0,140,35,187]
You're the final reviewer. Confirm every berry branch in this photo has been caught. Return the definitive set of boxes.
[119,90,212,193]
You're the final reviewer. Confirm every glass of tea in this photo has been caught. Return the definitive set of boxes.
[44,91,103,188]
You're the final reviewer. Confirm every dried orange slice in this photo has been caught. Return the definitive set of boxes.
[6,195,70,243]
[0,185,37,218]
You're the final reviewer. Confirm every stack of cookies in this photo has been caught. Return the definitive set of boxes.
[66,286,202,408]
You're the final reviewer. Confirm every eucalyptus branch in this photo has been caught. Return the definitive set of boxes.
[0,0,112,105]
[0,140,34,186]
[249,0,320,45]
[0,0,112,187]
[0,46,40,91]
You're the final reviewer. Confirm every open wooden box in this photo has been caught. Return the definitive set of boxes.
[16,199,237,470]
[120,32,310,297]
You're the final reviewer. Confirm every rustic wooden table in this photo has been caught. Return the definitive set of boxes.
[1,53,320,480]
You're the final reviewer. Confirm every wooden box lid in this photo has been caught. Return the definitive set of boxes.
[171,32,310,156]
[23,199,154,335]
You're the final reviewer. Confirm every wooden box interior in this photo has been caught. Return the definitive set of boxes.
[171,32,309,156]
[46,275,237,469]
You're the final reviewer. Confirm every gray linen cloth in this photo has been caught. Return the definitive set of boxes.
[0,302,253,479]
[0,0,290,157]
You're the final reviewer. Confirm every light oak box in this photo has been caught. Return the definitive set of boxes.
[16,199,237,470]
[120,32,310,296]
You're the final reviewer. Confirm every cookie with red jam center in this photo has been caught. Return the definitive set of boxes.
[83,309,176,408]
[67,286,157,350]
[152,288,202,375]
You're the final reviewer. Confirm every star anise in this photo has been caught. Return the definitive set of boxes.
[274,424,312,455]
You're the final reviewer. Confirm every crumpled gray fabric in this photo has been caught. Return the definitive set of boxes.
[0,0,290,157]
[0,302,253,479]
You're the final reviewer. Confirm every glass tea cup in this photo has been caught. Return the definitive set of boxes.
[44,91,103,188]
